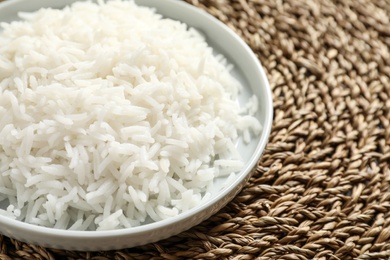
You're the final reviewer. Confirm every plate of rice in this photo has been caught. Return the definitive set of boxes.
[0,0,273,251]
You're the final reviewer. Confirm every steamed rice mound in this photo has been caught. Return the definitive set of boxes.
[0,0,261,230]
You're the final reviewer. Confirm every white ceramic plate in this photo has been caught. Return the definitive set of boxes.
[0,0,273,251]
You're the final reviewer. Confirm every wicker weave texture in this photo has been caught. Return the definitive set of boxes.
[1,0,390,259]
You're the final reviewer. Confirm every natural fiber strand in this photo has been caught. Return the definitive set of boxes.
[0,0,390,259]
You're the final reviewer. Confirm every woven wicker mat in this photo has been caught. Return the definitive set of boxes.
[1,0,390,259]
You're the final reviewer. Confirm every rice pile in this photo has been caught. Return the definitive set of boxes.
[0,0,261,230]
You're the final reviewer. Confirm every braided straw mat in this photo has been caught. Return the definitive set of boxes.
[1,0,390,259]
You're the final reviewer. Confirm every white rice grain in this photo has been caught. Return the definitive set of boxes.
[0,0,262,230]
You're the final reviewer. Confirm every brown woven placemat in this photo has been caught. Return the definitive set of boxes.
[1,0,390,259]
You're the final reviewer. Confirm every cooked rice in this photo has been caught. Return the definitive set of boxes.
[0,0,261,230]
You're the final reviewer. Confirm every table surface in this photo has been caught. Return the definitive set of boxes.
[0,0,390,259]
